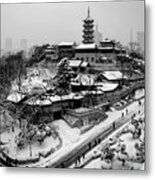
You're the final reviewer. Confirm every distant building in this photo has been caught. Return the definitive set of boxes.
[20,39,28,52]
[137,31,144,52]
[94,25,102,46]
[83,7,94,44]
[5,38,12,52]
[0,49,5,57]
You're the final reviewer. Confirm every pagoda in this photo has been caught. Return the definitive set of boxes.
[82,7,94,44]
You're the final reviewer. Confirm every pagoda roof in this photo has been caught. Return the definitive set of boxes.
[83,35,94,39]
[83,23,94,27]
[83,17,94,22]
[83,29,94,33]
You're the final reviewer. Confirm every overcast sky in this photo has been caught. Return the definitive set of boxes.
[1,0,144,49]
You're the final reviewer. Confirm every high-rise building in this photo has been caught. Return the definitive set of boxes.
[0,49,5,57]
[94,25,102,46]
[137,31,144,52]
[20,39,28,51]
[5,38,12,52]
[82,7,94,44]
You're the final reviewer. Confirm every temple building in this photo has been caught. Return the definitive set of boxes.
[98,39,121,62]
[75,43,98,64]
[58,42,76,60]
[44,45,58,61]
[74,8,124,70]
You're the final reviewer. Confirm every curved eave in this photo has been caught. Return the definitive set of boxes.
[83,19,94,23]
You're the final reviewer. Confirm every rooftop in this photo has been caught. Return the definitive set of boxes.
[58,42,75,46]
[100,39,115,43]
[72,73,96,86]
[7,92,26,103]
[68,60,89,68]
[68,60,82,67]
[76,43,97,50]
[97,82,118,92]
[102,71,128,81]
[81,61,89,67]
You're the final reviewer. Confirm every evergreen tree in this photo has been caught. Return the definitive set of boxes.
[55,58,72,95]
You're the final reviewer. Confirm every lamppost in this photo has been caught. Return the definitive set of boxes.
[29,140,32,157]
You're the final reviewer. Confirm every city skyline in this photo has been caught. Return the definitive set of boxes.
[1,1,144,50]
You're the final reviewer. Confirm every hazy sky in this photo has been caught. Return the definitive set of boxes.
[1,0,144,49]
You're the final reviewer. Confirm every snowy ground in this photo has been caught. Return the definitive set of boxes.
[134,88,145,100]
[83,156,144,170]
[53,120,80,146]
[0,90,145,168]
[79,109,145,170]
[1,125,61,160]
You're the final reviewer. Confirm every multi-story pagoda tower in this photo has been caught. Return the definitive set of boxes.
[82,7,94,44]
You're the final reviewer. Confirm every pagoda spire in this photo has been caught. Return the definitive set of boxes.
[88,6,90,18]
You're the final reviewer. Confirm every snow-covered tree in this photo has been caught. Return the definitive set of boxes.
[55,58,72,95]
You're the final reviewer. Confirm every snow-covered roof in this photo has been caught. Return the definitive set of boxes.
[99,47,120,51]
[73,94,84,100]
[100,39,114,43]
[46,45,54,49]
[24,93,84,106]
[31,99,52,106]
[134,58,145,65]
[76,43,97,49]
[58,42,75,46]
[102,71,127,80]
[96,82,118,92]
[84,16,94,22]
[99,47,114,50]
[68,60,89,68]
[71,74,118,91]
[72,74,96,86]
[7,92,25,103]
[68,60,82,67]
[100,56,108,61]
[80,90,104,95]
[81,61,89,67]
